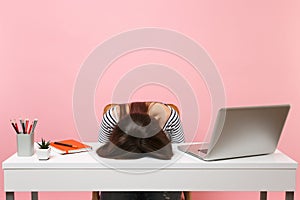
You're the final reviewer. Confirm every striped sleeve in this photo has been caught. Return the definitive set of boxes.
[163,106,185,143]
[98,107,118,143]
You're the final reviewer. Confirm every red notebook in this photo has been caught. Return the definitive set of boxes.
[50,139,92,154]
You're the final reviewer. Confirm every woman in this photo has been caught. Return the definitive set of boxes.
[97,112,175,160]
[96,102,185,200]
[98,102,185,144]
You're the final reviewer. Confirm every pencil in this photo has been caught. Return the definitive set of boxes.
[25,118,29,134]
[31,119,38,134]
[28,124,33,134]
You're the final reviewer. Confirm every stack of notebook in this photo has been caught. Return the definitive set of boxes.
[50,139,92,154]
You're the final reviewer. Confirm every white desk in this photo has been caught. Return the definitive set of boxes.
[2,143,297,200]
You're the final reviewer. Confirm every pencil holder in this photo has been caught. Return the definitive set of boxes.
[17,133,34,156]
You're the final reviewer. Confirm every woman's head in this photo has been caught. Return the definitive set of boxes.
[97,113,173,160]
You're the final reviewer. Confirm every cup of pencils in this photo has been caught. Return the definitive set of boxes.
[11,118,38,156]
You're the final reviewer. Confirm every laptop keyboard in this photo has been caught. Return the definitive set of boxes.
[198,149,208,154]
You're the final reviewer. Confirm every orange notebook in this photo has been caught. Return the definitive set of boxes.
[50,139,92,154]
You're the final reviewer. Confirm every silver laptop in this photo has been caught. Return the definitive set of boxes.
[178,104,290,161]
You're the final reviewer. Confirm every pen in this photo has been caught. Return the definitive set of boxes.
[14,120,19,133]
[20,119,25,134]
[54,142,78,148]
[10,120,19,134]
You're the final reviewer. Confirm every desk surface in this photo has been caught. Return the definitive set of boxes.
[2,143,298,192]
[2,143,297,169]
[2,143,297,170]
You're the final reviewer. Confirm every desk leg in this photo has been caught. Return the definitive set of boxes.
[31,192,38,200]
[260,191,267,200]
[6,192,14,200]
[286,191,294,200]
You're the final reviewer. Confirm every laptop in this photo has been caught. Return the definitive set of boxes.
[178,104,290,161]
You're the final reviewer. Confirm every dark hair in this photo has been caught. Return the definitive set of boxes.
[97,111,173,160]
[118,102,149,119]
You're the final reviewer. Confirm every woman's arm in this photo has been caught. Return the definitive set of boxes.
[98,106,118,143]
[163,106,185,143]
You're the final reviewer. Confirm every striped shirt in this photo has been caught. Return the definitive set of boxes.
[98,105,185,143]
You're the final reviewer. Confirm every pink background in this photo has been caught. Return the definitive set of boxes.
[1,1,299,200]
